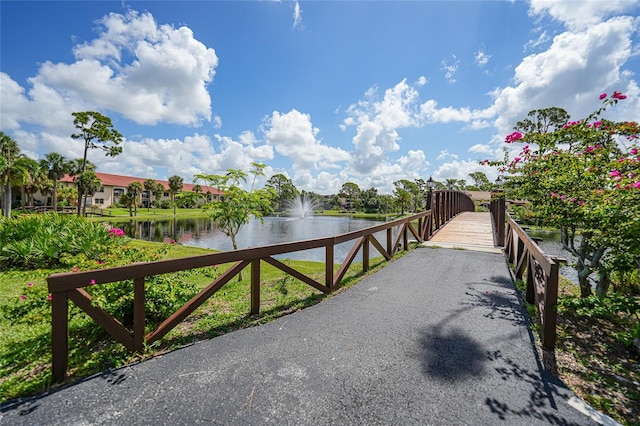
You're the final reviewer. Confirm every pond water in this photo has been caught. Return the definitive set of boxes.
[523,228,580,285]
[112,216,386,263]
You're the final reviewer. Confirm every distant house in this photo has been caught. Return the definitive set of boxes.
[54,172,222,209]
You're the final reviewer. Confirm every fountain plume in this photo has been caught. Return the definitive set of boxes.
[287,194,318,218]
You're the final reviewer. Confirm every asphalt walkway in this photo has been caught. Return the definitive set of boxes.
[1,247,599,425]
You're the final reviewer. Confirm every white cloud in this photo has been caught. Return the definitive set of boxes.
[292,1,303,29]
[6,10,218,129]
[433,160,497,183]
[263,109,350,170]
[464,119,491,130]
[416,76,428,86]
[475,50,491,67]
[524,29,550,52]
[529,0,640,31]
[437,150,458,161]
[343,79,421,174]
[492,15,640,136]
[420,99,495,124]
[468,144,493,154]
[441,55,460,83]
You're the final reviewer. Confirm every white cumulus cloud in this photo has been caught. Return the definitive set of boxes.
[264,109,350,171]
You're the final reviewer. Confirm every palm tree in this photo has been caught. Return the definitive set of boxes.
[76,171,102,216]
[154,182,165,208]
[127,181,143,216]
[16,158,40,210]
[40,152,70,212]
[0,131,36,218]
[24,162,46,208]
[143,178,157,211]
[192,183,206,206]
[68,158,95,213]
[168,175,184,216]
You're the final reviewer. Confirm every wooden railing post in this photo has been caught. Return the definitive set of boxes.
[362,235,370,272]
[386,228,392,256]
[51,291,69,382]
[133,277,145,352]
[542,259,559,350]
[403,224,409,250]
[251,259,260,315]
[326,244,334,292]
[496,195,505,246]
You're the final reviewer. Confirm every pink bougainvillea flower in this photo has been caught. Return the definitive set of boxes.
[612,91,627,100]
[47,294,53,301]
[20,295,26,301]
[171,239,176,244]
[550,192,557,198]
[610,170,620,177]
[560,195,566,200]
[108,228,126,237]
[27,282,34,287]
[505,131,523,143]
[90,279,96,285]
[631,148,638,155]
[72,267,80,273]
[599,93,607,100]
[586,146,595,153]
[633,182,640,189]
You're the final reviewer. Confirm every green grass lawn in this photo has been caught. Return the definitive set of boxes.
[87,207,210,221]
[0,238,396,402]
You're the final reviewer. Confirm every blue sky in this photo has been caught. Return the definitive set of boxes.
[2,1,639,194]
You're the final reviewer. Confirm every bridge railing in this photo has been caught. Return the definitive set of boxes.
[490,195,559,350]
[489,193,506,247]
[48,190,475,382]
[505,213,559,350]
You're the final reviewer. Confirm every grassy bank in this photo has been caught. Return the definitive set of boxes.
[86,207,210,221]
[0,238,394,403]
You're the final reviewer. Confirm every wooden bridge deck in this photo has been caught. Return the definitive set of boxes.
[422,211,501,253]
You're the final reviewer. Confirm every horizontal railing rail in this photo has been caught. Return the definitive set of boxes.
[48,190,475,382]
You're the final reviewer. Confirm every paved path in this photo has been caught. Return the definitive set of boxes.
[1,248,597,425]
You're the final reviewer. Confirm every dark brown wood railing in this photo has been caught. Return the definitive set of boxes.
[490,195,559,350]
[48,190,475,382]
[489,192,505,247]
[504,213,560,350]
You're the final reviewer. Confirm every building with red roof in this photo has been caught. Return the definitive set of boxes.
[57,172,222,208]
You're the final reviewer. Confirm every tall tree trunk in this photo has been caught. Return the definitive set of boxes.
[3,185,12,218]
[82,192,89,216]
[52,180,58,211]
[231,233,243,281]
[596,269,611,297]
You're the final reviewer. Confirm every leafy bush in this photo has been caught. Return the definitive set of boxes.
[559,293,640,347]
[559,294,640,318]
[0,213,123,269]
[1,281,51,324]
[157,199,172,209]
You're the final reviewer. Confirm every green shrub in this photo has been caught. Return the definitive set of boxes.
[0,213,122,269]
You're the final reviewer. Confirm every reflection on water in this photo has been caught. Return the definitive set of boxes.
[525,229,579,285]
[112,216,386,263]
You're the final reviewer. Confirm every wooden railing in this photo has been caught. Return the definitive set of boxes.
[16,205,77,214]
[48,190,475,382]
[489,193,505,247]
[504,213,559,350]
